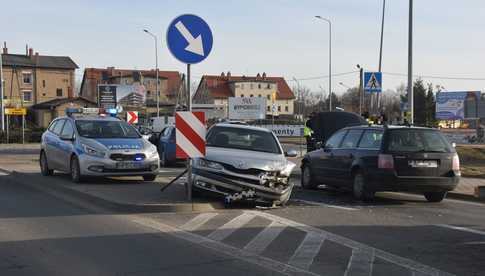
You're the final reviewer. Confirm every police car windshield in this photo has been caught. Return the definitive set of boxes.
[75,120,140,139]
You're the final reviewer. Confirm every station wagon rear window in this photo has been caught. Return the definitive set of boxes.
[387,129,452,153]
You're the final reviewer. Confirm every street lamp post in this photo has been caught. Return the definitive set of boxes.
[407,0,414,124]
[143,29,160,118]
[292,77,301,120]
[315,16,332,111]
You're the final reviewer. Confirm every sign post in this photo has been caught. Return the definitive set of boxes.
[167,14,213,201]
[175,112,206,201]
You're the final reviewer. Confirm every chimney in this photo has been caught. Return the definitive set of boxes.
[262,72,266,79]
[227,71,231,77]
[28,48,33,57]
[2,42,7,54]
[221,72,225,77]
[107,66,115,76]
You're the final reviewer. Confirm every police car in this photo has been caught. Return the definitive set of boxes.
[40,108,160,183]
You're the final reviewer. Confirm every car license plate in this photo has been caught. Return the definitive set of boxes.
[116,161,143,169]
[408,160,438,168]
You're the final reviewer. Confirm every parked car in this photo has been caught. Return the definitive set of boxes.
[150,126,181,167]
[301,125,460,202]
[191,123,297,206]
[40,111,160,183]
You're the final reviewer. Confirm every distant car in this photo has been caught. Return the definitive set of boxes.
[40,112,160,183]
[301,125,460,202]
[191,123,297,206]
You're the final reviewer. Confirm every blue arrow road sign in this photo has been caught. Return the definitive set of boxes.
[364,72,382,93]
[166,14,213,64]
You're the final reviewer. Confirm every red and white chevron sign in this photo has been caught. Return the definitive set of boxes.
[176,111,206,158]
[127,111,138,124]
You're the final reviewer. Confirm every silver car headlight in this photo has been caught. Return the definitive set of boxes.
[147,146,159,159]
[279,162,296,177]
[82,144,106,158]
[197,159,224,170]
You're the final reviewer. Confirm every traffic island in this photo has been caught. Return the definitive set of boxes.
[3,171,224,213]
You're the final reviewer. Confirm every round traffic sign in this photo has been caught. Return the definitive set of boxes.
[166,14,213,64]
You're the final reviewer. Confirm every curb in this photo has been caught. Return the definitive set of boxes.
[447,191,484,203]
[5,171,224,213]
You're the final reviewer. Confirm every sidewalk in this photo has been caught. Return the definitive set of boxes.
[450,177,485,200]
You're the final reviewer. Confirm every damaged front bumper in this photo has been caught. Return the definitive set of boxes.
[191,167,294,205]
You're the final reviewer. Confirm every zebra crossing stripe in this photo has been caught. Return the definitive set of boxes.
[344,248,375,276]
[180,213,218,232]
[287,231,326,270]
[243,220,286,255]
[207,212,255,241]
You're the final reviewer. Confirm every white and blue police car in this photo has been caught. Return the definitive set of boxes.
[40,108,160,182]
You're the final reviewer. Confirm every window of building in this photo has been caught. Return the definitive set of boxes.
[250,94,254,97]
[267,95,271,100]
[22,73,32,84]
[23,90,32,102]
[267,106,270,112]
[147,91,151,97]
[258,84,261,89]
[42,93,46,96]
[240,84,244,89]
[250,83,254,89]
[278,106,281,112]
[56,88,63,97]
[267,83,271,89]
[241,94,244,97]
[258,94,262,97]
[42,80,46,88]
[285,106,289,112]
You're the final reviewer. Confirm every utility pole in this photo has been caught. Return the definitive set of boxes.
[377,0,386,114]
[0,52,4,131]
[407,0,414,124]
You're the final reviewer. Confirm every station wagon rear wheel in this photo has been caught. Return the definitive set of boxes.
[353,172,374,201]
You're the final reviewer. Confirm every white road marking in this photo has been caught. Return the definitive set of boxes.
[0,171,8,176]
[436,224,485,237]
[461,241,485,245]
[243,220,286,254]
[344,248,375,276]
[249,211,455,276]
[292,199,360,211]
[129,215,319,276]
[207,212,255,241]
[287,231,326,270]
[179,213,218,232]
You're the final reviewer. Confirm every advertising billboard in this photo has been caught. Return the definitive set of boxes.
[228,97,266,120]
[436,91,480,120]
[98,84,146,109]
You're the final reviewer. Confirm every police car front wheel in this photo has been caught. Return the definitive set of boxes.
[40,151,53,176]
[70,156,84,183]
[143,175,157,181]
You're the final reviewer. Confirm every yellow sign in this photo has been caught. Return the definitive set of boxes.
[5,108,27,116]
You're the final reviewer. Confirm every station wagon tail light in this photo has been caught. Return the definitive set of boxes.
[452,153,460,171]
[378,154,394,169]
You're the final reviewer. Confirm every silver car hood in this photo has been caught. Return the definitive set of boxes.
[205,146,290,172]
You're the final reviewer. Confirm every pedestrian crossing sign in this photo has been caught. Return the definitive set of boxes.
[364,72,382,93]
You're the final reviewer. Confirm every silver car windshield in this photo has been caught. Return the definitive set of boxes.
[75,120,140,139]
[206,126,281,154]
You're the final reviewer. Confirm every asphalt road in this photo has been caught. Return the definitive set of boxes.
[1,155,485,275]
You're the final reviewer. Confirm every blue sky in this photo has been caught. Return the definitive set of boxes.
[3,0,485,94]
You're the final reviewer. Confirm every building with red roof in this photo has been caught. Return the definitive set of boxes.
[193,72,295,117]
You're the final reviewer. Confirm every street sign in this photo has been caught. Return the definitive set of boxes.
[175,111,206,158]
[166,14,213,64]
[5,107,27,116]
[228,97,266,120]
[364,72,382,93]
[127,111,139,124]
